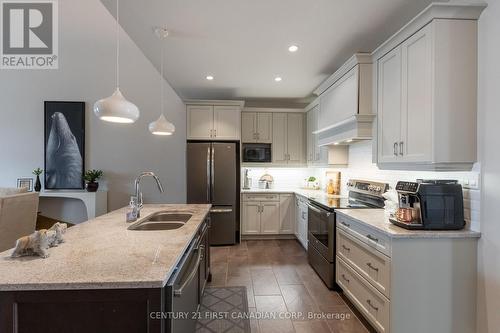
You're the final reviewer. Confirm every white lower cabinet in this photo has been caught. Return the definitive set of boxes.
[336,212,479,333]
[279,194,294,234]
[337,257,390,333]
[241,194,293,236]
[260,202,280,234]
[241,202,261,234]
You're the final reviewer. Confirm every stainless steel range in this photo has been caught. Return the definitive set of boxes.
[307,179,389,289]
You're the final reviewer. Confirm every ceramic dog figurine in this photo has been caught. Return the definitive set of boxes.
[11,230,51,258]
[48,222,68,246]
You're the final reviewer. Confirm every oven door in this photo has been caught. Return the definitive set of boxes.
[307,202,335,262]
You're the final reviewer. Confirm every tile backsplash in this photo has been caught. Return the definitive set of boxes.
[241,141,480,231]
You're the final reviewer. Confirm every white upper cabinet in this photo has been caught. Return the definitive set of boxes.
[241,112,272,143]
[186,101,243,140]
[187,105,214,140]
[213,106,241,140]
[272,113,288,164]
[272,113,305,165]
[374,15,480,170]
[286,113,304,164]
[377,47,402,163]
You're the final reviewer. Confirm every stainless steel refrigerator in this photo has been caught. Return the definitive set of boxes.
[187,142,240,245]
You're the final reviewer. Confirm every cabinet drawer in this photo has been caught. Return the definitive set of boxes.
[337,214,392,257]
[242,194,280,202]
[337,229,391,298]
[337,257,390,333]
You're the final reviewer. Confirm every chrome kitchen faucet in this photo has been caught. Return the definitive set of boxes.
[127,172,164,222]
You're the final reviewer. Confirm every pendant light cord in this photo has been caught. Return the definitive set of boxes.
[116,0,120,88]
[160,39,164,116]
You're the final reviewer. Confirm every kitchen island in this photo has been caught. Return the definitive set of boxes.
[0,204,211,333]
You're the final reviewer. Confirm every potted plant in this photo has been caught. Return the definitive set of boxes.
[307,176,318,189]
[84,170,103,192]
[32,168,43,192]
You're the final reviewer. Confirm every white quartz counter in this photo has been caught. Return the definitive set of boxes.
[337,209,481,239]
[0,204,211,291]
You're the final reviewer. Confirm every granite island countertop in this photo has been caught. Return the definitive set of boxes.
[0,204,211,291]
[337,209,481,239]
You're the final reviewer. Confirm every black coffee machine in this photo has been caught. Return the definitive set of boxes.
[389,180,466,230]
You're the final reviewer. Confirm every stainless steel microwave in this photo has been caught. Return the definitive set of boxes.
[242,143,272,163]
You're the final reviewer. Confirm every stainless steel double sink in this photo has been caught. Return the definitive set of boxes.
[128,211,192,231]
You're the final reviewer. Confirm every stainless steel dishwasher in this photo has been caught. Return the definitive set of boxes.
[164,221,208,333]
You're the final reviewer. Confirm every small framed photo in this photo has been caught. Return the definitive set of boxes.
[17,178,34,192]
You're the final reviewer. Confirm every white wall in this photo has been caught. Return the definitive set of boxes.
[476,0,500,331]
[0,0,187,220]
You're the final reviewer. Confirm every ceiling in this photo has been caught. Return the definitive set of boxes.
[101,0,443,102]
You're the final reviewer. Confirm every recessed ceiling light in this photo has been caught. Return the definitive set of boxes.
[333,142,340,145]
[274,76,282,82]
[206,75,214,81]
[346,139,353,143]
[288,45,299,52]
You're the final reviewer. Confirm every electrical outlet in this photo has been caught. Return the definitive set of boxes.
[463,174,480,190]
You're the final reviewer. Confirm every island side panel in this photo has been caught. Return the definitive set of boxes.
[0,288,162,333]
[390,238,478,333]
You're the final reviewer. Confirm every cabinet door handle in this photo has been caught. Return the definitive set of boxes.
[393,142,398,156]
[399,141,404,156]
[214,129,217,138]
[366,234,379,243]
[342,245,351,252]
[367,262,379,272]
[341,274,350,283]
[366,299,379,311]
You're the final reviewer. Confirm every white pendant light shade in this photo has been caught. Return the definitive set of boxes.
[149,26,175,136]
[149,113,175,135]
[94,0,140,124]
[93,88,140,123]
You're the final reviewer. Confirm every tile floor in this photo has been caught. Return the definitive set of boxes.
[207,239,371,333]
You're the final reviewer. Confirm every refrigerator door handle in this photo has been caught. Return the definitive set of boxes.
[211,146,215,201]
[206,146,211,202]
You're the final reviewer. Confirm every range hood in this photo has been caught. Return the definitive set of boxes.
[311,53,375,147]
[313,114,376,146]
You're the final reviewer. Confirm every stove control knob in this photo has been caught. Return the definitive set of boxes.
[375,186,381,192]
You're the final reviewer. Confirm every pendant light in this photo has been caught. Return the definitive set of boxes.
[149,27,175,136]
[93,0,139,123]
